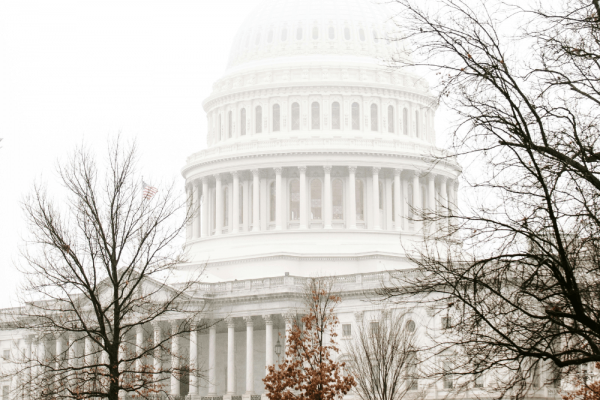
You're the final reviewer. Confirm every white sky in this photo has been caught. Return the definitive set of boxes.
[0,0,264,308]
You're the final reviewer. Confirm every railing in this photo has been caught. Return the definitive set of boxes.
[191,270,416,296]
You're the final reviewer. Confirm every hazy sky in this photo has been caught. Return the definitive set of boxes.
[0,0,265,308]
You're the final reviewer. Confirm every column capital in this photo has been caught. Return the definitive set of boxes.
[251,168,260,176]
[231,170,239,178]
[136,324,145,334]
[243,316,254,327]
[214,173,221,180]
[274,167,282,175]
[202,176,210,184]
[151,321,162,331]
[170,320,180,334]
[262,314,273,325]
[53,331,63,340]
[348,166,357,174]
[372,166,381,174]
[323,165,332,174]
[394,168,402,177]
[226,317,236,328]
[413,169,423,177]
[298,166,307,173]
[439,174,448,183]
[282,312,296,324]
[354,311,364,322]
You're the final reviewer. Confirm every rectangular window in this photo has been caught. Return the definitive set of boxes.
[441,316,451,330]
[369,321,379,336]
[342,324,352,337]
[443,360,453,389]
[475,374,484,388]
[2,386,8,400]
[2,350,8,360]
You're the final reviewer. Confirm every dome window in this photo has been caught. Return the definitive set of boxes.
[269,182,276,222]
[240,108,246,136]
[415,110,420,137]
[289,180,300,221]
[255,106,263,134]
[388,105,395,133]
[355,179,364,221]
[359,28,366,41]
[328,26,335,39]
[255,32,261,46]
[267,29,273,43]
[291,102,300,130]
[297,25,303,40]
[281,27,288,42]
[228,111,233,138]
[272,104,281,132]
[312,26,319,40]
[223,187,229,227]
[370,104,378,131]
[310,179,322,220]
[351,102,360,130]
[344,27,351,40]
[311,102,320,130]
[373,30,379,43]
[331,102,341,130]
[332,179,344,219]
[403,107,408,135]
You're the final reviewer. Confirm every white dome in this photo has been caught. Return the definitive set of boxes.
[226,0,398,73]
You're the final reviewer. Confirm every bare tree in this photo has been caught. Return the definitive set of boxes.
[344,310,422,400]
[1,138,209,399]
[379,0,600,397]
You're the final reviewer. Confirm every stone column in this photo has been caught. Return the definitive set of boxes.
[170,321,180,397]
[186,184,193,240]
[440,176,448,232]
[324,166,332,229]
[412,171,421,232]
[252,169,260,232]
[233,171,240,233]
[275,167,282,230]
[37,336,46,388]
[243,177,249,232]
[385,177,393,230]
[215,174,223,236]
[244,316,254,394]
[428,174,436,233]
[24,336,33,400]
[152,322,162,389]
[208,324,217,395]
[402,175,409,229]
[193,182,201,238]
[299,166,308,229]
[54,334,63,393]
[84,335,93,369]
[394,169,402,231]
[283,313,294,356]
[135,325,144,374]
[68,332,77,372]
[226,317,236,395]
[372,167,381,230]
[348,166,357,229]
[263,315,273,373]
[202,177,209,237]
[189,320,199,397]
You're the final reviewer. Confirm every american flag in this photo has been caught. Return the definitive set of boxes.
[142,180,158,200]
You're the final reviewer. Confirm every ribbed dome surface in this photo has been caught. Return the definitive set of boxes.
[226,0,397,70]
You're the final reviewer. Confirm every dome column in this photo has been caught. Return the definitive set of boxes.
[348,166,357,229]
[201,177,209,237]
[275,167,282,230]
[324,166,332,229]
[207,323,217,396]
[252,169,260,232]
[427,173,436,233]
[412,171,422,232]
[394,169,402,231]
[263,314,273,374]
[299,167,308,229]
[243,176,250,232]
[440,176,448,233]
[233,171,240,233]
[372,167,381,230]
[215,174,223,236]
[244,316,254,395]
[226,317,236,395]
[193,181,201,238]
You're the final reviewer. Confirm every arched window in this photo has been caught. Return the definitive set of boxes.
[370,104,378,131]
[310,179,322,220]
[403,108,408,135]
[406,320,416,332]
[391,182,395,222]
[255,106,263,133]
[240,108,246,136]
[281,27,288,41]
[289,179,300,220]
[223,187,229,227]
[311,102,320,130]
[332,179,344,219]
[328,26,335,39]
[373,30,379,43]
[273,104,281,132]
[331,102,341,130]
[228,110,232,138]
[296,25,303,40]
[379,181,384,210]
[249,183,254,225]
[352,102,360,130]
[415,110,420,137]
[388,105,395,133]
[218,113,222,140]
[291,102,300,130]
[239,184,243,224]
[359,28,365,41]
[344,27,351,40]
[312,26,319,39]
[267,29,273,43]
[408,184,414,219]
[356,179,364,221]
[269,182,276,222]
[255,31,261,45]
